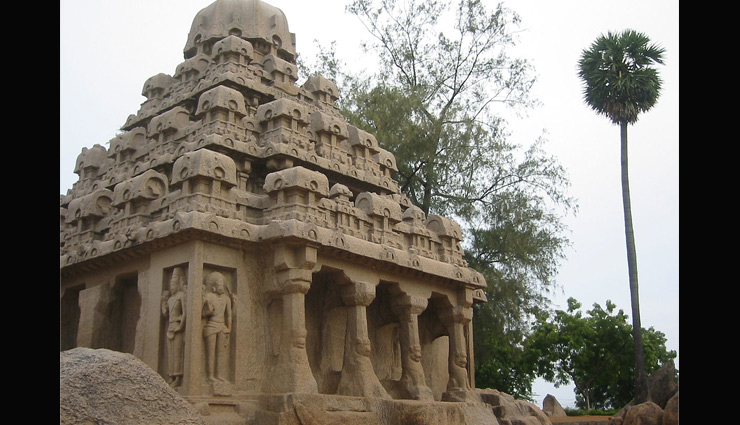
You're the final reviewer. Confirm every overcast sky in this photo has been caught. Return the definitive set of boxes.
[60,0,678,409]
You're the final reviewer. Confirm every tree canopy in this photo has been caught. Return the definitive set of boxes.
[299,0,577,397]
[524,298,676,410]
[577,29,665,126]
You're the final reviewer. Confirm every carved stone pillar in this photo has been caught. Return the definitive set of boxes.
[264,244,318,394]
[337,281,389,398]
[75,285,108,349]
[439,303,474,401]
[391,295,434,400]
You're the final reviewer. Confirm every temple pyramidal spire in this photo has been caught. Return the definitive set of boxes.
[60,1,550,424]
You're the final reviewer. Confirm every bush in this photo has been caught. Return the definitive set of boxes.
[563,407,618,417]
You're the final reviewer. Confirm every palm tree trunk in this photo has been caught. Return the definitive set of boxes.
[620,121,649,404]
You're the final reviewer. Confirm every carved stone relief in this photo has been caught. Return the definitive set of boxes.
[161,266,187,388]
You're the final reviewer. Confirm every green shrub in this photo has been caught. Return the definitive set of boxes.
[563,407,618,416]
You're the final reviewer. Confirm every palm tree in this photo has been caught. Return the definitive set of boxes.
[577,29,665,404]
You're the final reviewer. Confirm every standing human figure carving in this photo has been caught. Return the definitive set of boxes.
[161,266,187,388]
[202,271,233,383]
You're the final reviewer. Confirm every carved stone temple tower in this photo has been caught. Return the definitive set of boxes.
[59,1,542,424]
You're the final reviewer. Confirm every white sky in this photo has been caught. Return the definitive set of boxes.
[60,0,678,409]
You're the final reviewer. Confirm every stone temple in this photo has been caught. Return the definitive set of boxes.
[60,1,549,424]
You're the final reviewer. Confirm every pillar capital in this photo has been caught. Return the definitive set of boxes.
[390,294,428,317]
[266,243,317,297]
[273,243,317,271]
[438,304,473,325]
[271,269,312,295]
[339,281,376,307]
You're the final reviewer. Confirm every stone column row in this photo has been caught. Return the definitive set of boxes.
[72,248,474,401]
[263,245,474,400]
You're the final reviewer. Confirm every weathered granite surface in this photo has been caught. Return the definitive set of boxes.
[60,347,206,425]
[59,1,549,424]
[544,394,568,417]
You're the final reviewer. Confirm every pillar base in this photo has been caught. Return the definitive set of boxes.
[337,356,390,399]
[399,375,434,401]
[209,379,234,396]
[441,389,478,403]
[263,350,318,395]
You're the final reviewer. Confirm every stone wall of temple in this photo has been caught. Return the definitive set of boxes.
[60,1,497,422]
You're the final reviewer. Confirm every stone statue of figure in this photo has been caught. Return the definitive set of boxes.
[448,350,470,391]
[161,266,187,388]
[202,271,233,383]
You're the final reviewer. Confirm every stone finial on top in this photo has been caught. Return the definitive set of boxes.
[184,0,296,63]
[142,73,176,100]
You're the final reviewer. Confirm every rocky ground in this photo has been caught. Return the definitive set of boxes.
[550,416,611,423]
[61,348,676,425]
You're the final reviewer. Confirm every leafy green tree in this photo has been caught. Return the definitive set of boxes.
[344,0,543,216]
[577,30,665,404]
[473,325,536,401]
[525,298,676,410]
[299,0,577,396]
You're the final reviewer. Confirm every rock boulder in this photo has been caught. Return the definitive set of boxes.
[623,402,663,425]
[609,360,679,425]
[542,394,568,417]
[60,347,206,425]
[476,389,552,425]
[661,392,678,425]
[609,401,664,425]
[646,360,677,409]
